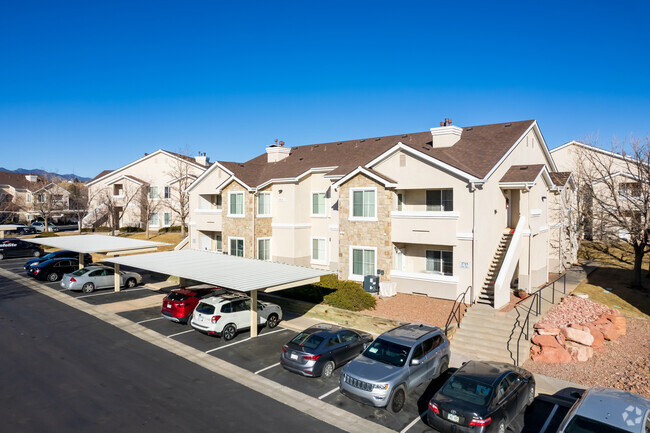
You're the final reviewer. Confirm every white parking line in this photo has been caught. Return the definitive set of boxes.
[167,329,194,338]
[75,287,149,299]
[255,362,280,375]
[400,412,427,433]
[318,387,339,400]
[205,328,290,354]
[539,403,559,433]
[136,317,164,325]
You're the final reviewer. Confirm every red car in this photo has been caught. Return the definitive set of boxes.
[161,286,226,324]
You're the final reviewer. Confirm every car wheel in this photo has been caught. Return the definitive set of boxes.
[0,252,4,260]
[388,386,406,413]
[82,282,95,293]
[33,250,41,257]
[47,272,59,282]
[497,421,506,433]
[527,384,535,406]
[266,313,279,328]
[321,361,335,379]
[125,278,137,288]
[222,324,236,341]
[438,358,449,377]
[186,313,193,326]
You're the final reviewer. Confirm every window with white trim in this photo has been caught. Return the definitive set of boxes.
[258,192,271,216]
[148,186,159,200]
[215,194,222,209]
[351,247,376,277]
[312,192,326,216]
[26,194,32,203]
[163,186,171,199]
[396,193,404,211]
[149,212,159,227]
[163,212,171,227]
[426,250,453,276]
[351,188,376,219]
[229,192,244,216]
[258,238,271,261]
[426,189,453,211]
[216,233,222,251]
[229,238,244,257]
[311,238,326,265]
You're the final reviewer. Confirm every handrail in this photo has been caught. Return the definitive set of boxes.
[509,272,568,365]
[445,285,472,336]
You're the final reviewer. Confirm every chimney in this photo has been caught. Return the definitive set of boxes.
[430,118,462,148]
[25,174,38,182]
[266,140,290,162]
[194,151,210,166]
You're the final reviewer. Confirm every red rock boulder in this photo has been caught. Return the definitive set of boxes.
[596,321,619,341]
[605,315,626,335]
[560,326,594,346]
[565,341,594,362]
[532,346,572,363]
[585,324,605,348]
[532,334,561,348]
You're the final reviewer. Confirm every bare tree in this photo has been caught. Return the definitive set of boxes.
[31,176,66,232]
[165,155,195,238]
[138,184,164,239]
[576,137,650,289]
[66,181,89,233]
[99,181,142,236]
[548,180,579,273]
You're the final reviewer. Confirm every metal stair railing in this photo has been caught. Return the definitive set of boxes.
[445,285,472,336]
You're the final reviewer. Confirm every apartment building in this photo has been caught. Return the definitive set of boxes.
[0,171,71,223]
[85,150,210,231]
[187,120,575,308]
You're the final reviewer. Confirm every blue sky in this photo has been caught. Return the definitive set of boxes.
[1,0,648,178]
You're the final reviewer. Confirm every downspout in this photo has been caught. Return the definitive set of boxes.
[528,188,532,292]
[252,191,256,259]
[470,182,477,303]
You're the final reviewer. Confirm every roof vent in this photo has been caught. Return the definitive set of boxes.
[504,123,512,127]
[430,118,462,148]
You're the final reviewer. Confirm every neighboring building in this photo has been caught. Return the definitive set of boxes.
[0,171,71,223]
[84,150,211,231]
[187,120,575,308]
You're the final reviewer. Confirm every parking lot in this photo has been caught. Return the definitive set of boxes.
[0,256,578,433]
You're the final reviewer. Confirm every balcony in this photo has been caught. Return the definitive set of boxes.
[192,208,223,231]
[390,211,458,245]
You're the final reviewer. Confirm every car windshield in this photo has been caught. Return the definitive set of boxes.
[167,292,189,302]
[195,303,215,315]
[71,268,92,276]
[564,415,630,433]
[363,338,410,367]
[290,333,324,351]
[42,252,57,260]
[439,376,492,406]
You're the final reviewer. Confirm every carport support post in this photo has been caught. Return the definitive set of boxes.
[250,290,258,338]
[78,252,84,270]
[114,256,120,292]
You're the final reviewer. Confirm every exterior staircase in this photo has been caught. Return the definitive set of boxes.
[477,230,513,307]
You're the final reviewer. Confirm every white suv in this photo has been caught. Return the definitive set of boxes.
[190,294,282,340]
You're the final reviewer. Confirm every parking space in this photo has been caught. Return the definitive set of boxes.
[0,257,579,433]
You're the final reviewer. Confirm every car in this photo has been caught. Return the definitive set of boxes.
[557,386,650,433]
[31,221,59,232]
[280,324,373,378]
[3,224,37,235]
[27,257,82,281]
[24,250,92,271]
[0,238,44,260]
[190,294,282,340]
[426,360,536,433]
[339,323,451,413]
[60,265,142,292]
[161,285,227,324]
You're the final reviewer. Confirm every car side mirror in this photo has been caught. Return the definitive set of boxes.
[411,358,420,366]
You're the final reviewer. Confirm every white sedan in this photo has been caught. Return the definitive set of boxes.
[60,265,142,293]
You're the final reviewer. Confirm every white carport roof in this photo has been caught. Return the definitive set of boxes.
[24,234,169,254]
[101,249,330,292]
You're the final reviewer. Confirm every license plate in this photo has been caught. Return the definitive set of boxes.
[447,413,459,423]
[290,353,298,360]
[167,303,172,308]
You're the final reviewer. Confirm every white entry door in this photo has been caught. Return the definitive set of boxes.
[200,233,211,251]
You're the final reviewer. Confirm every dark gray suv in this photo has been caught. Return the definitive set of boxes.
[339,323,451,413]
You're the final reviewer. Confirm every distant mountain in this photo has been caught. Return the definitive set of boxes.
[0,167,91,182]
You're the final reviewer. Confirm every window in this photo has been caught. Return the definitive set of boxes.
[37,193,46,203]
[149,212,159,227]
[215,194,222,210]
[426,250,453,276]
[351,188,376,219]
[351,247,376,278]
[113,184,123,196]
[53,194,63,202]
[26,194,32,203]
[397,193,404,211]
[258,238,271,261]
[312,192,326,216]
[229,238,244,257]
[163,212,171,227]
[258,192,271,216]
[620,182,642,197]
[229,192,244,216]
[148,186,159,200]
[339,330,358,343]
[311,238,326,264]
[426,189,453,211]
[216,233,222,251]
[163,186,171,199]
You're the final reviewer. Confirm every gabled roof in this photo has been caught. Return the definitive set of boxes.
[0,171,44,190]
[500,164,546,183]
[104,174,147,186]
[549,172,571,186]
[88,170,113,184]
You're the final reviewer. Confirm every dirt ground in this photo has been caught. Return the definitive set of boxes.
[360,293,465,329]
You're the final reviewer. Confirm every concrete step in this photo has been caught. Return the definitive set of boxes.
[452,335,530,360]
[460,317,522,334]
[451,345,527,365]
[455,321,521,339]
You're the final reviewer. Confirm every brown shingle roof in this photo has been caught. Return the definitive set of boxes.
[0,171,44,190]
[499,164,546,183]
[164,150,213,167]
[88,170,113,184]
[218,120,536,187]
[549,172,571,186]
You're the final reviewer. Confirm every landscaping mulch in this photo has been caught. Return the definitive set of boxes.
[360,293,464,328]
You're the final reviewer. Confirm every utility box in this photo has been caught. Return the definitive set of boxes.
[363,275,379,293]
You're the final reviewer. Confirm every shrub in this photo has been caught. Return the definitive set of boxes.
[324,282,376,311]
[158,226,185,233]
[81,227,112,233]
[120,226,144,233]
[35,232,58,238]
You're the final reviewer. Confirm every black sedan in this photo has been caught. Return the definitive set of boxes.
[27,257,81,282]
[24,250,92,271]
[280,323,373,378]
[0,238,44,260]
[427,360,535,433]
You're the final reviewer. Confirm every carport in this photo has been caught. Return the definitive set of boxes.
[101,249,330,337]
[0,225,20,239]
[24,235,169,292]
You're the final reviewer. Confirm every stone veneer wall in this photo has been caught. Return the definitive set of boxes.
[338,173,392,281]
[222,181,255,258]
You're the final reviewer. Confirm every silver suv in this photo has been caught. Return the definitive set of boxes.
[339,323,450,413]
